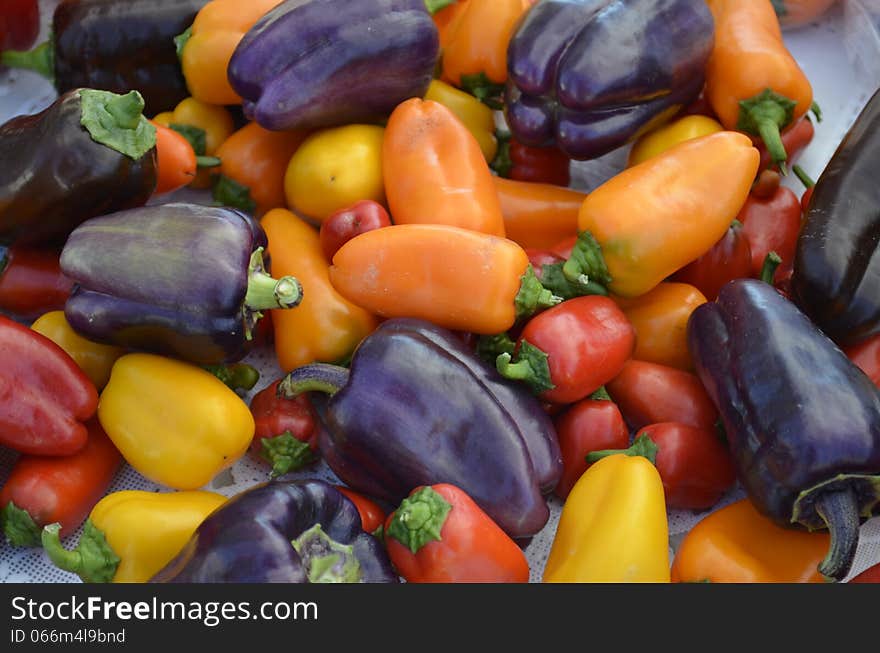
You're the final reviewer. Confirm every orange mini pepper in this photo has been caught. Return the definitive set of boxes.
[493,177,585,250]
[383,98,505,237]
[613,282,707,371]
[149,121,197,196]
[671,499,831,583]
[261,209,378,373]
[441,0,534,104]
[328,224,559,335]
[432,0,469,50]
[178,0,284,106]
[575,131,759,298]
[215,123,309,217]
[705,0,814,172]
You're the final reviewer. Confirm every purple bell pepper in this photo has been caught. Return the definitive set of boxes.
[688,279,880,582]
[151,479,399,583]
[505,0,714,160]
[278,318,557,538]
[227,0,439,132]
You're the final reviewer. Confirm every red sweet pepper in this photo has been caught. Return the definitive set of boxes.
[0,0,40,54]
[586,422,736,511]
[552,388,629,500]
[845,335,880,389]
[496,296,636,405]
[319,200,392,262]
[756,116,815,173]
[849,562,880,583]
[671,220,753,301]
[336,486,386,534]
[384,483,530,583]
[0,245,73,321]
[606,360,719,431]
[248,379,319,478]
[493,135,571,187]
[0,419,121,546]
[0,315,98,456]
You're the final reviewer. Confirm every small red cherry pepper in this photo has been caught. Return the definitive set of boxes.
[496,295,636,405]
[0,315,98,456]
[336,486,386,534]
[0,245,73,321]
[0,0,40,53]
[0,419,122,546]
[606,360,719,431]
[384,483,530,583]
[319,200,392,262]
[494,136,571,187]
[248,379,319,477]
[672,220,753,301]
[587,422,736,511]
[552,388,629,500]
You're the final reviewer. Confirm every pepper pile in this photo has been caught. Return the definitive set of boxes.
[1,0,878,585]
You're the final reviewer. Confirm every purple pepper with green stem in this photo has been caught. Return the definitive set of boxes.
[227,0,439,132]
[505,0,714,160]
[59,203,303,366]
[687,279,880,582]
[148,479,399,583]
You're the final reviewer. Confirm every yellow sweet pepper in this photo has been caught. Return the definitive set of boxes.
[31,311,124,390]
[424,80,498,162]
[627,114,724,167]
[543,453,671,583]
[98,353,255,490]
[284,125,386,223]
[41,490,227,583]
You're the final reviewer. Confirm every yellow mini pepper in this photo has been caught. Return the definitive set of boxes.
[543,453,670,583]
[98,353,255,490]
[41,490,227,583]
[627,114,724,167]
[31,311,124,390]
[424,80,498,162]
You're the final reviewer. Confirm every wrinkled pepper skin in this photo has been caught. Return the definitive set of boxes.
[280,318,558,537]
[0,89,157,247]
[543,453,670,582]
[791,88,880,347]
[505,0,714,160]
[0,315,99,456]
[151,480,399,583]
[60,203,302,366]
[228,0,439,132]
[688,279,880,581]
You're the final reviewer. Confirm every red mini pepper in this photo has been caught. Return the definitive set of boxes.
[336,486,386,534]
[606,360,719,431]
[0,315,98,456]
[0,419,121,546]
[672,220,753,301]
[0,245,73,321]
[248,379,319,478]
[0,0,40,54]
[493,135,571,187]
[552,389,629,500]
[586,423,736,511]
[756,116,815,173]
[845,335,880,389]
[384,484,530,583]
[319,200,392,262]
[496,296,636,405]
[849,562,880,583]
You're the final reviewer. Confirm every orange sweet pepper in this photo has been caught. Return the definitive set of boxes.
[493,177,585,250]
[671,499,831,583]
[261,209,378,372]
[613,282,707,371]
[705,0,814,172]
[574,131,759,298]
[328,224,559,335]
[383,98,506,237]
[178,0,284,106]
[214,123,309,217]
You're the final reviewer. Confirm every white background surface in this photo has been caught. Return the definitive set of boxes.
[1,0,880,583]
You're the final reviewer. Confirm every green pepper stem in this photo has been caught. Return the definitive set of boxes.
[204,363,260,391]
[737,89,798,174]
[815,487,861,582]
[792,164,815,189]
[174,26,193,59]
[245,248,303,311]
[759,251,782,285]
[585,432,659,465]
[459,72,506,110]
[41,521,120,583]
[1,502,41,547]
[562,231,613,292]
[490,130,513,178]
[196,155,221,168]
[589,386,611,401]
[495,340,555,394]
[260,431,318,478]
[424,0,456,14]
[514,265,562,320]
[386,486,452,554]
[1,41,54,81]
[291,524,362,583]
[78,89,156,160]
[278,363,350,399]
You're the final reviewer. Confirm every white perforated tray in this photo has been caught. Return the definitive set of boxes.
[2,0,879,583]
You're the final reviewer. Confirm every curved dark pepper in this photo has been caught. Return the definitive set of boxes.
[505,0,714,160]
[150,479,399,583]
[1,0,209,115]
[278,318,554,538]
[0,88,157,247]
[791,88,880,347]
[688,279,880,582]
[60,203,303,366]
